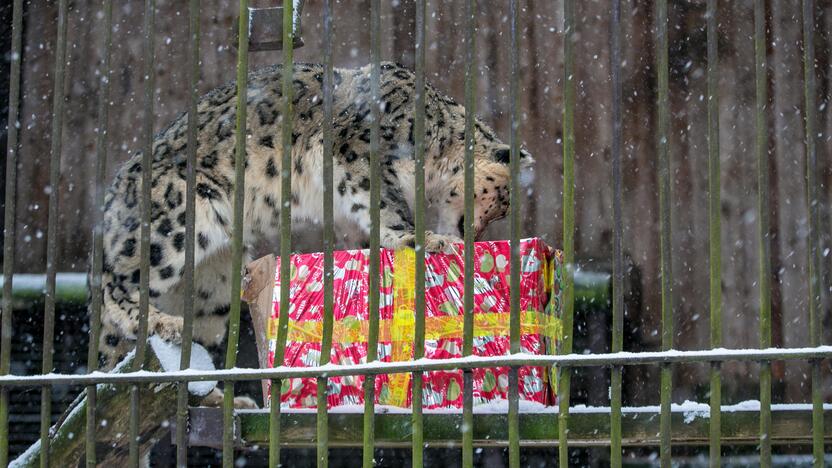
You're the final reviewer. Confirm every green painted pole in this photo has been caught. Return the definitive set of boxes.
[41,1,70,466]
[706,0,722,466]
[609,1,624,465]
[268,1,295,466]
[86,1,114,465]
[0,0,23,464]
[801,1,825,466]
[317,1,334,467]
[412,0,427,467]
[558,1,576,466]
[363,1,381,466]
[174,0,200,465]
[655,0,674,466]
[462,0,476,466]
[224,0,250,465]
[753,2,772,466]
[508,1,522,467]
[130,0,156,464]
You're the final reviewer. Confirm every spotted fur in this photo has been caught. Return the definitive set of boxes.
[97,62,533,372]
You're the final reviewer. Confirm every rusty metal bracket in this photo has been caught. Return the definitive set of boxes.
[235,3,305,51]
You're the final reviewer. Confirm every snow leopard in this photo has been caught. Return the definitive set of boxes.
[97,62,534,394]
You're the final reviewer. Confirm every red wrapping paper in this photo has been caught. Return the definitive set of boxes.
[264,238,563,410]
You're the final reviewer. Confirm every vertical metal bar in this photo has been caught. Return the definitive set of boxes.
[86,0,114,465]
[655,0,673,466]
[0,0,23,464]
[175,0,200,465]
[706,1,722,466]
[268,3,293,464]
[224,0,249,465]
[461,0,476,466]
[609,1,624,466]
[363,0,381,466]
[130,0,155,464]
[801,1,825,466]
[41,0,70,465]
[316,1,334,467]
[558,1,575,466]
[753,1,772,466]
[412,0,427,466]
[508,1,521,467]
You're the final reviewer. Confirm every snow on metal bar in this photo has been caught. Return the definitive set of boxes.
[1,347,830,387]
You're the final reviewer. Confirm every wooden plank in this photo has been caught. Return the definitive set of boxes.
[188,407,832,448]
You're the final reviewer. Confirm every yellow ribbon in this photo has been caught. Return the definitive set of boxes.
[270,311,562,345]
[385,248,417,405]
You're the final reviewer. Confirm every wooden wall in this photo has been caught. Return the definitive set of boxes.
[3,0,832,405]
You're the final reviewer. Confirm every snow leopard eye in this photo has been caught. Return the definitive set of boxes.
[493,148,510,164]
[493,147,530,164]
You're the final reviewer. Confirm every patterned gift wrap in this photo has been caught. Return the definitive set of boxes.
[265,237,564,410]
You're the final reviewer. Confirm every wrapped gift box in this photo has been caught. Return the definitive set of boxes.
[242,238,563,410]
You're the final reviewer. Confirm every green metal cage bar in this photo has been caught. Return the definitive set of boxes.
[801,1,825,466]
[317,1,335,467]
[655,0,673,466]
[508,1,522,466]
[558,0,576,466]
[129,0,156,464]
[0,0,23,464]
[413,0,427,466]
[609,1,624,465]
[225,0,250,465]
[753,1,772,466]
[462,0,477,466]
[86,0,114,465]
[706,0,722,466]
[363,0,382,466]
[2,2,830,466]
[0,269,608,310]
[174,0,201,465]
[269,1,295,466]
[0,0,22,463]
[41,0,70,466]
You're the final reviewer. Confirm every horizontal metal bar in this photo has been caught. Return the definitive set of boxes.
[0,273,88,305]
[188,405,832,448]
[2,347,830,387]
[0,269,614,309]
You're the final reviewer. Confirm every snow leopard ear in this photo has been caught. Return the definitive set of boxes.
[493,147,531,164]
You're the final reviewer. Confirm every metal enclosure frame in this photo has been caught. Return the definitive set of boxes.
[0,1,830,467]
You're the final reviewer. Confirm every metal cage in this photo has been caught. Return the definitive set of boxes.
[0,0,830,467]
